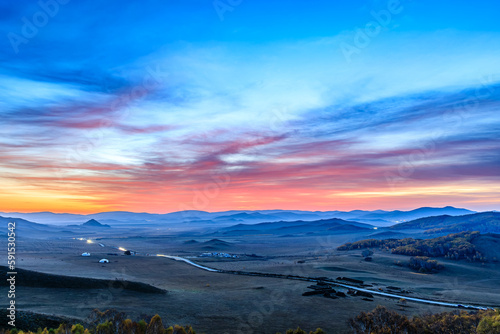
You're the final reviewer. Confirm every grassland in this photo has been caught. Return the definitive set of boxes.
[2,232,499,333]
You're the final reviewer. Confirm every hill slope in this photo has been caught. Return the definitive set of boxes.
[391,212,500,233]
[220,218,374,236]
[0,215,63,238]
[358,206,474,223]
[81,219,111,228]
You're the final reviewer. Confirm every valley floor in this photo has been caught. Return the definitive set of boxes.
[2,235,500,333]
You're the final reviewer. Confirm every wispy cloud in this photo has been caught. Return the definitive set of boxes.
[1,1,500,212]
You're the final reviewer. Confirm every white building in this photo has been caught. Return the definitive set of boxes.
[99,259,109,263]
[81,252,91,256]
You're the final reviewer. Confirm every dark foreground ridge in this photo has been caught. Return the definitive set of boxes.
[1,307,499,333]
[0,309,80,332]
[0,266,166,294]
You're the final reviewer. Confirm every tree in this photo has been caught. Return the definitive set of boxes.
[146,315,165,334]
[95,321,113,334]
[310,329,325,334]
[137,320,148,334]
[477,310,500,334]
[70,324,85,334]
[184,325,196,334]
[55,324,70,334]
[173,325,187,334]
[349,305,413,333]
[119,319,134,334]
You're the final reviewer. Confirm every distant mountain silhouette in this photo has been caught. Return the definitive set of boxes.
[391,212,500,233]
[81,219,110,228]
[356,206,474,223]
[0,206,478,227]
[220,218,375,236]
[0,215,51,230]
[0,215,67,238]
[214,212,280,221]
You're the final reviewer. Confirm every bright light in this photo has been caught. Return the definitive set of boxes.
[118,247,127,251]
[373,227,378,230]
[87,239,93,243]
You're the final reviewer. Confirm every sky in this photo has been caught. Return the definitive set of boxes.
[0,0,499,214]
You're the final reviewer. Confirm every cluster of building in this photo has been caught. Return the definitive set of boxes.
[199,252,238,258]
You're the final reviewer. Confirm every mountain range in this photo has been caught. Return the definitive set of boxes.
[0,206,475,227]
[1,209,499,240]
[390,212,500,234]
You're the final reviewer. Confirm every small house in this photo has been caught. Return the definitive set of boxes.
[81,252,90,256]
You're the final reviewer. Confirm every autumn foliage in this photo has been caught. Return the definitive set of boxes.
[338,231,487,262]
[349,305,500,334]
[1,307,498,334]
[0,310,195,334]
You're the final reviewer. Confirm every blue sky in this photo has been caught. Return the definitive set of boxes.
[1,0,499,213]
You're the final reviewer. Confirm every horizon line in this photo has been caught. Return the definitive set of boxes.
[0,205,492,216]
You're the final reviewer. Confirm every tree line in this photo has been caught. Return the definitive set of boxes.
[338,231,487,262]
[349,305,500,333]
[0,309,325,334]
[2,307,498,334]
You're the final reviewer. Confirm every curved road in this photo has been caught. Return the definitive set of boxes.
[93,241,495,311]
[156,254,219,272]
[156,253,495,311]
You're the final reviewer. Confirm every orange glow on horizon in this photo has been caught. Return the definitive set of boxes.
[1,181,498,214]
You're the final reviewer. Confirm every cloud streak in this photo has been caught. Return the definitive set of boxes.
[1,1,500,213]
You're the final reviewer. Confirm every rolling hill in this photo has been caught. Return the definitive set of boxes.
[219,218,375,236]
[0,206,475,227]
[0,215,65,238]
[355,206,474,223]
[391,212,500,233]
[81,219,111,228]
